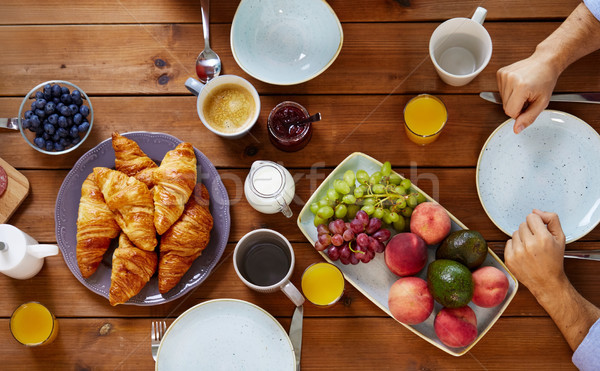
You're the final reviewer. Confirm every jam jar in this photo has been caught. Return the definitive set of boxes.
[267,101,313,152]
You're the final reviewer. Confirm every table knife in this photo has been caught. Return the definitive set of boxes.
[492,247,600,261]
[289,305,303,371]
[480,92,600,104]
[0,118,19,130]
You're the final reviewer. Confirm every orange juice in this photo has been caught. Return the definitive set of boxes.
[10,302,58,346]
[301,262,345,307]
[403,94,448,145]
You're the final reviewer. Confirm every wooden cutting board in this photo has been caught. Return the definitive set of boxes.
[0,157,30,223]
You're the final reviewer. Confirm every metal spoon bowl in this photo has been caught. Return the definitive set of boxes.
[195,0,222,83]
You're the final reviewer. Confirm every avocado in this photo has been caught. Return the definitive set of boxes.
[436,230,488,269]
[427,259,473,308]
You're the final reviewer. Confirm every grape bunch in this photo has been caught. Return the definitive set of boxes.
[309,161,427,232]
[315,210,391,265]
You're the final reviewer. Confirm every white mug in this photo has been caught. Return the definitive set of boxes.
[429,7,492,86]
[233,229,305,306]
[0,224,59,279]
[185,75,260,139]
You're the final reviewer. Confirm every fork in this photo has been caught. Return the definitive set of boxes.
[151,320,167,361]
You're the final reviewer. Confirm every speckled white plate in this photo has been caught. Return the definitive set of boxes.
[297,152,518,357]
[156,299,296,371]
[477,110,600,243]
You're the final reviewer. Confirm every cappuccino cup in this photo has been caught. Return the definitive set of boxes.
[185,75,260,139]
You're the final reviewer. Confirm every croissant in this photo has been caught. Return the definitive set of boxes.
[76,173,121,278]
[112,132,157,189]
[158,184,213,293]
[153,142,197,235]
[109,232,158,306]
[93,167,157,251]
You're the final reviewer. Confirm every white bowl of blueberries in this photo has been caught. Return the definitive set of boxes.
[18,80,93,155]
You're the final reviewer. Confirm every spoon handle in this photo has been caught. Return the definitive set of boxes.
[200,0,211,49]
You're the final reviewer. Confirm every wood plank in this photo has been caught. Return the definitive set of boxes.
[0,0,580,25]
[1,23,599,96]
[0,157,30,223]
[0,317,576,369]
[2,95,600,170]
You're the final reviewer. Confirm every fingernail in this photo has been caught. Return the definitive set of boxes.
[514,124,523,134]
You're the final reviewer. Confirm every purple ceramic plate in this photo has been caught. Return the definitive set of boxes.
[55,132,231,305]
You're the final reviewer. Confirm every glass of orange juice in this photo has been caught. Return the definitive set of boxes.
[403,94,448,145]
[10,302,59,346]
[301,262,345,307]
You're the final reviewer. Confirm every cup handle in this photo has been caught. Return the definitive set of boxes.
[276,195,293,218]
[471,6,487,25]
[281,281,305,306]
[185,77,205,96]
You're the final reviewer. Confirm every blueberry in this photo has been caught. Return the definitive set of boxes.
[30,115,41,128]
[59,137,70,147]
[22,118,31,129]
[59,105,71,117]
[69,104,78,115]
[71,136,81,145]
[31,101,37,110]
[78,120,90,133]
[35,98,46,109]
[35,91,45,100]
[73,113,83,125]
[54,143,65,151]
[42,132,51,140]
[72,90,81,99]
[43,84,52,94]
[57,127,68,138]
[79,105,90,117]
[56,102,64,110]
[52,84,62,97]
[52,97,60,104]
[24,110,33,119]
[45,140,54,151]
[48,113,59,125]
[44,123,55,135]
[58,115,68,128]
[61,86,70,95]
[60,93,72,105]
[44,93,52,101]
[44,101,55,115]
[34,109,46,119]
[52,132,60,141]
[69,125,79,138]
[72,96,83,106]
[67,117,73,126]
[34,137,45,148]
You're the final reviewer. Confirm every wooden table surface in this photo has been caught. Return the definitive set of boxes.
[1,0,598,369]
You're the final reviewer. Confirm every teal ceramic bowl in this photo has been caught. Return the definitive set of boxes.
[231,0,343,85]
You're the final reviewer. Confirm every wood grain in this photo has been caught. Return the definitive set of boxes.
[0,157,30,223]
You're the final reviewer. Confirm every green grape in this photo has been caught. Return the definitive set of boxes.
[353,187,364,198]
[400,178,412,190]
[416,193,427,204]
[361,205,375,215]
[342,194,356,204]
[318,197,331,208]
[372,184,386,194]
[393,185,407,196]
[343,170,356,188]
[407,194,418,208]
[347,204,360,219]
[327,188,340,201]
[382,210,393,225]
[317,206,334,219]
[381,161,392,176]
[369,171,383,184]
[401,207,413,217]
[389,173,402,185]
[333,179,351,195]
[395,197,407,209]
[309,202,319,214]
[359,184,368,193]
[356,170,369,184]
[373,208,385,219]
[335,204,348,219]
[314,215,327,227]
[393,218,406,232]
[389,211,400,223]
[363,197,376,206]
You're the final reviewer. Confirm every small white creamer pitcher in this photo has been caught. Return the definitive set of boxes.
[0,224,59,279]
[244,161,295,218]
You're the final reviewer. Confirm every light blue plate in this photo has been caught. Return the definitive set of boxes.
[477,110,600,243]
[231,0,343,85]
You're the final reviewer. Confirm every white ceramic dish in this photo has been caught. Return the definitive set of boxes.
[297,152,518,357]
[230,0,343,85]
[156,299,296,370]
[477,110,600,243]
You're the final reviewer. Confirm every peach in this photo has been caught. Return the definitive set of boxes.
[385,233,427,276]
[410,202,451,245]
[434,306,478,348]
[388,277,434,325]
[472,266,510,308]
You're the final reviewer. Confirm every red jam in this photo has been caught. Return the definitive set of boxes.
[267,101,313,152]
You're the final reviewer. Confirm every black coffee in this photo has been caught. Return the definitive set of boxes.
[243,242,290,286]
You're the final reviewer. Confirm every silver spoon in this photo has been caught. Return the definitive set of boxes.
[291,112,322,126]
[195,0,222,83]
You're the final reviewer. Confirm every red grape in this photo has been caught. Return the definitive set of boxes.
[372,229,391,243]
[366,218,383,234]
[315,241,328,251]
[318,233,332,246]
[317,224,330,236]
[329,219,345,235]
[331,234,344,246]
[350,254,359,265]
[342,229,355,242]
[355,210,369,226]
[327,246,340,261]
[350,219,365,234]
[340,244,351,260]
